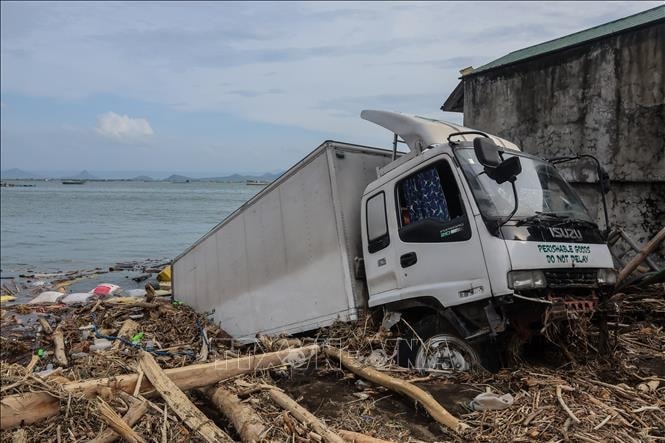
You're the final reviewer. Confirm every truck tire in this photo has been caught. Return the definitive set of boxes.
[397,315,480,371]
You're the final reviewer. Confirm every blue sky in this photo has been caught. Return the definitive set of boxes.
[1,1,659,176]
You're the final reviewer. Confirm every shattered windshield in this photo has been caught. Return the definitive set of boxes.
[454,148,593,223]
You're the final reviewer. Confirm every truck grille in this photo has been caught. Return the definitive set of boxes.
[544,269,598,288]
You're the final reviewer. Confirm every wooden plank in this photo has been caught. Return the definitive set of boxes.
[139,351,233,443]
[111,319,140,351]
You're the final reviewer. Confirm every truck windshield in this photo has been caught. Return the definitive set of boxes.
[454,148,593,223]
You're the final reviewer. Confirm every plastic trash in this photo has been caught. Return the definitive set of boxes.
[90,338,113,352]
[469,392,514,411]
[126,289,147,297]
[131,332,144,345]
[29,291,65,304]
[36,363,55,378]
[36,348,45,358]
[91,284,122,298]
[157,265,172,282]
[0,295,16,303]
[61,292,93,304]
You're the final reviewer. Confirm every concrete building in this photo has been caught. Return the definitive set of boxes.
[442,6,665,263]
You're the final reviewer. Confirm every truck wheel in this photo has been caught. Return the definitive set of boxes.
[397,316,480,371]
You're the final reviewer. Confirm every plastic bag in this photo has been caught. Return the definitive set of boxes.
[469,392,514,411]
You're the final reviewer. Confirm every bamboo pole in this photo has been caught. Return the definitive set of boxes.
[323,346,468,434]
[1,344,320,430]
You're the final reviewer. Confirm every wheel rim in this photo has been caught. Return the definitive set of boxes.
[415,334,480,371]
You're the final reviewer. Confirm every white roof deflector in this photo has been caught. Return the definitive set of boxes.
[360,110,521,152]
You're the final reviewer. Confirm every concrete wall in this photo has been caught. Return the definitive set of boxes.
[462,22,665,263]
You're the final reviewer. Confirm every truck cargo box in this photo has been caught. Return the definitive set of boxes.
[172,141,393,342]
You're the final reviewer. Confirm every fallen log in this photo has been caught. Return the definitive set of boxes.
[203,385,266,442]
[53,325,68,367]
[268,388,345,443]
[323,346,468,434]
[139,351,232,443]
[1,344,320,429]
[90,396,148,443]
[97,397,146,443]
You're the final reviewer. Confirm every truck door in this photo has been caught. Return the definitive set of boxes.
[393,155,491,307]
[363,191,400,295]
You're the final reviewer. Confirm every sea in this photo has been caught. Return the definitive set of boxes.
[1,180,261,278]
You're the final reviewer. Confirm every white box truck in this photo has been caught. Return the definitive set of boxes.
[173,110,617,370]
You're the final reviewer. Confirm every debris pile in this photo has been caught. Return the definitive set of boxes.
[1,284,663,442]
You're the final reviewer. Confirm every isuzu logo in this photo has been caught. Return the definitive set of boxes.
[549,227,583,240]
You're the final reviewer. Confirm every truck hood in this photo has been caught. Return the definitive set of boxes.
[505,239,614,270]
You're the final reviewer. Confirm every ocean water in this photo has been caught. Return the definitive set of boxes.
[0,180,261,275]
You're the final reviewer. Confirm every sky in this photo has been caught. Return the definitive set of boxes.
[1,1,660,177]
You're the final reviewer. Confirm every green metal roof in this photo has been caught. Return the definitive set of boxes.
[469,5,665,76]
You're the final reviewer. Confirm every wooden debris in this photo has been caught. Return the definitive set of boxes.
[1,344,320,429]
[204,384,267,442]
[111,319,140,351]
[617,227,665,284]
[324,346,469,434]
[556,385,581,424]
[53,325,68,367]
[338,430,395,443]
[139,351,233,443]
[91,396,149,443]
[267,388,345,443]
[97,397,146,443]
[37,317,52,334]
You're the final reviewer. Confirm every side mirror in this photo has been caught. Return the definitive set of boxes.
[473,137,501,167]
[487,156,522,184]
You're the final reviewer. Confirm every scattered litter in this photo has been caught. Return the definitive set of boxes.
[89,338,113,352]
[91,283,122,297]
[28,291,64,304]
[469,392,514,411]
[61,292,92,304]
[126,288,147,297]
[0,295,16,303]
[157,265,172,282]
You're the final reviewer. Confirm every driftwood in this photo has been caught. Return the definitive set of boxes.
[324,346,469,434]
[97,397,146,443]
[268,388,345,443]
[90,396,148,443]
[53,325,68,367]
[203,385,266,442]
[1,344,320,429]
[338,430,395,443]
[37,317,53,334]
[139,351,233,443]
[618,227,665,284]
[111,319,140,351]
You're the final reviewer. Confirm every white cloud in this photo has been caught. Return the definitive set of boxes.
[95,112,153,140]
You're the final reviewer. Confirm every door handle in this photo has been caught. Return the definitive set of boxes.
[400,252,418,268]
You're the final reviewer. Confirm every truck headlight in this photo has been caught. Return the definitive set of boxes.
[597,268,617,285]
[507,270,546,290]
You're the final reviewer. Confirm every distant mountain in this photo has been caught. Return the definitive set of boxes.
[1,168,39,179]
[63,170,98,180]
[131,175,154,181]
[203,172,282,182]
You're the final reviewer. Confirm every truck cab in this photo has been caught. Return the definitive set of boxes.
[359,110,616,370]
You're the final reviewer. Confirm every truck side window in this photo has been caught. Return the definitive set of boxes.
[366,192,390,253]
[396,160,471,243]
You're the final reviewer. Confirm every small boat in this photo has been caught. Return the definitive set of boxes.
[246,179,270,186]
[62,179,86,185]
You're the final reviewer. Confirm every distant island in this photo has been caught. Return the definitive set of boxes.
[0,168,282,183]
